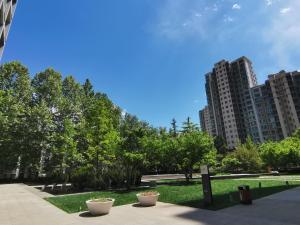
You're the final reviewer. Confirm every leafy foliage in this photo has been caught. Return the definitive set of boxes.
[259,131,300,170]
[222,137,262,173]
[0,62,217,188]
[5,61,300,188]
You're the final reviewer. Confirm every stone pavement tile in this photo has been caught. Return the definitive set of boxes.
[73,201,298,225]
[220,187,300,225]
[263,186,300,201]
[0,184,85,225]
[2,184,300,225]
[23,184,54,198]
[1,218,11,225]
[175,207,296,225]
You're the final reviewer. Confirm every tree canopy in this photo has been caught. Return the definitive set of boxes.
[0,62,216,188]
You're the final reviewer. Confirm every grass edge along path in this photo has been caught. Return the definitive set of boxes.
[45,179,300,213]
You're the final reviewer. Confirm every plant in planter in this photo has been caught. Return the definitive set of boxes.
[136,191,160,206]
[86,198,115,215]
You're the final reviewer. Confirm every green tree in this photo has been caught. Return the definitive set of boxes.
[26,101,55,177]
[160,135,181,173]
[53,118,83,185]
[140,132,163,174]
[221,155,241,173]
[181,117,198,133]
[170,118,177,137]
[31,68,63,108]
[259,141,281,170]
[292,128,300,139]
[279,137,300,169]
[260,137,300,170]
[224,137,262,173]
[61,76,83,122]
[0,62,33,176]
[84,96,120,188]
[0,90,20,171]
[178,119,215,181]
[118,114,153,189]
[214,136,228,154]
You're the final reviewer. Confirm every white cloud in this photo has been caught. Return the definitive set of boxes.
[223,15,234,23]
[265,0,273,6]
[153,0,214,41]
[212,3,219,11]
[150,0,300,73]
[152,0,236,41]
[263,1,300,68]
[265,0,281,6]
[280,7,291,14]
[232,4,241,10]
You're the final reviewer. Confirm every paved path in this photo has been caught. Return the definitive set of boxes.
[1,183,300,225]
[0,184,84,225]
[72,201,298,225]
[220,186,300,225]
[142,174,260,182]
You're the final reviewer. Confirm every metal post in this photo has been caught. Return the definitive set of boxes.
[201,165,213,206]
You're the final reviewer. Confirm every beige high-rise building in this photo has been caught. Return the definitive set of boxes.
[203,57,300,149]
[0,0,17,60]
[204,56,261,149]
[199,106,213,135]
[268,71,300,137]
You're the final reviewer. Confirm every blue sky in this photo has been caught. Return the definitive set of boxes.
[3,0,300,128]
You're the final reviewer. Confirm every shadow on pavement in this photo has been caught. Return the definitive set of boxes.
[79,211,109,218]
[132,203,157,208]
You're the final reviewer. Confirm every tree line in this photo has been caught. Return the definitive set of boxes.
[0,62,215,189]
[1,62,299,190]
[220,132,300,174]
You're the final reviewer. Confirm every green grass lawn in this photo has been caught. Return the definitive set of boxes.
[46,179,300,213]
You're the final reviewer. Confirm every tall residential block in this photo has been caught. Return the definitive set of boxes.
[251,83,283,141]
[0,0,17,60]
[199,106,213,135]
[268,71,300,137]
[204,56,262,149]
[205,72,225,138]
[203,56,300,148]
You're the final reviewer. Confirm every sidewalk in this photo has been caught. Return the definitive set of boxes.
[0,184,84,225]
[1,183,299,225]
[220,186,300,225]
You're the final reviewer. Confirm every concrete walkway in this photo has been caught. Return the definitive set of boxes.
[1,184,300,225]
[220,186,300,225]
[0,184,84,225]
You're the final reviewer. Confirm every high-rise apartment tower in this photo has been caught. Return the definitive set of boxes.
[201,57,300,148]
[268,71,300,137]
[203,57,262,149]
[0,0,17,60]
[199,106,214,135]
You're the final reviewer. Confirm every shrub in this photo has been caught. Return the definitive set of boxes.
[71,167,95,191]
[221,155,241,173]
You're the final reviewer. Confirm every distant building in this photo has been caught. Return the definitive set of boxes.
[202,56,300,148]
[0,0,17,60]
[268,71,300,137]
[251,83,283,141]
[205,72,225,138]
[204,56,261,149]
[199,106,213,135]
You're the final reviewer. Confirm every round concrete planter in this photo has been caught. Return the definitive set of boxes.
[86,198,115,215]
[136,192,160,206]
